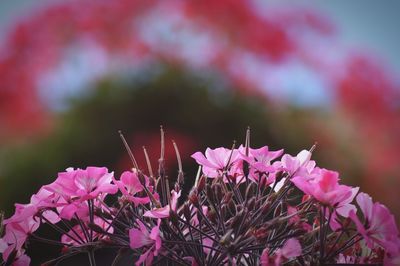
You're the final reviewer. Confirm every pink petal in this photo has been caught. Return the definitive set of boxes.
[281,238,301,258]
[135,248,153,266]
[191,151,217,169]
[129,228,152,249]
[260,248,271,266]
[14,254,31,266]
[144,206,170,218]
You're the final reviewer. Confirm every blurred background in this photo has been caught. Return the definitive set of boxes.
[1,0,399,239]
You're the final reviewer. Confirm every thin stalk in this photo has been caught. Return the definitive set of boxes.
[88,249,96,266]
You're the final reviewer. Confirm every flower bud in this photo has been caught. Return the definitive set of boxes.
[205,184,214,202]
[138,172,146,186]
[183,202,191,222]
[246,197,256,212]
[245,183,256,200]
[261,202,271,215]
[177,171,184,185]
[219,229,234,247]
[189,189,199,207]
[243,161,250,178]
[228,200,236,215]
[231,209,244,230]
[273,203,282,217]
[260,175,267,188]
[222,192,233,204]
[207,208,217,224]
[197,175,206,192]
[213,183,223,202]
[274,171,284,183]
[253,227,269,240]
[221,204,227,220]
[175,183,180,192]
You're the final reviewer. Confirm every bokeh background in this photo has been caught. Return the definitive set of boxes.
[1,0,399,241]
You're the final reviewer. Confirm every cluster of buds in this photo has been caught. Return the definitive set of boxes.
[1,128,399,265]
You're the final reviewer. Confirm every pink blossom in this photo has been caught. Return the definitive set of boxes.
[278,238,302,258]
[269,150,315,192]
[349,192,399,251]
[144,190,181,218]
[287,206,312,232]
[292,168,358,208]
[129,219,162,266]
[277,150,315,176]
[73,167,118,200]
[0,188,59,264]
[45,167,118,202]
[4,188,60,226]
[261,238,301,266]
[113,170,152,205]
[238,145,283,182]
[191,147,240,178]
[384,238,400,266]
[12,254,31,266]
[1,216,39,262]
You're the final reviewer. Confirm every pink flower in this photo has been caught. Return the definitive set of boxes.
[1,216,38,263]
[191,147,240,178]
[113,170,152,206]
[12,254,31,266]
[277,150,314,176]
[238,145,283,182]
[4,188,60,227]
[45,167,118,202]
[384,238,400,266]
[292,168,358,208]
[129,219,162,266]
[261,238,301,266]
[269,150,315,192]
[144,190,181,218]
[349,192,399,251]
[73,167,118,200]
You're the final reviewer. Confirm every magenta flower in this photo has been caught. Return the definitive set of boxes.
[1,216,38,263]
[4,188,60,226]
[73,167,118,200]
[191,147,240,178]
[113,170,152,206]
[384,238,400,266]
[44,167,118,202]
[144,190,181,218]
[349,192,399,251]
[129,219,162,266]
[261,238,301,266]
[278,150,314,176]
[269,150,315,192]
[238,145,283,182]
[291,168,358,209]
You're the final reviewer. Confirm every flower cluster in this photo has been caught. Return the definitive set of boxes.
[1,129,399,265]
